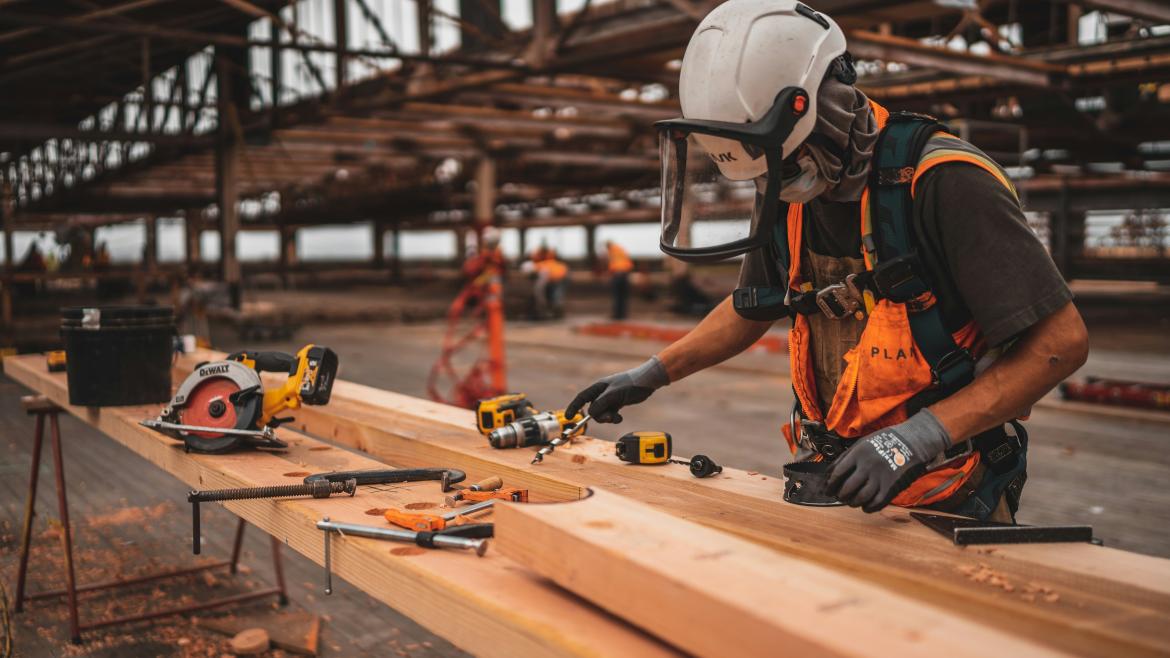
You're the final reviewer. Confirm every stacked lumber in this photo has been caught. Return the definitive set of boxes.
[7,352,1170,657]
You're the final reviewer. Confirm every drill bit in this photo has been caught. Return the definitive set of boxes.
[531,414,590,464]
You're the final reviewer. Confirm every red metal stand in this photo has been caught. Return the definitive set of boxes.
[428,254,507,408]
[12,395,287,643]
[1060,377,1170,411]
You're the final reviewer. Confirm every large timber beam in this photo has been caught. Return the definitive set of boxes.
[494,490,1057,658]
[169,349,1170,658]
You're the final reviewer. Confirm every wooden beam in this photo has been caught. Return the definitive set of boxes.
[0,122,212,146]
[529,0,556,66]
[0,0,168,45]
[1,183,12,277]
[1,183,12,327]
[0,11,528,71]
[279,224,295,287]
[372,221,386,267]
[416,0,432,56]
[144,215,158,272]
[474,157,496,225]
[389,226,401,281]
[270,17,282,123]
[494,489,1060,658]
[184,208,201,267]
[216,48,243,310]
[2,355,679,658]
[847,30,1060,88]
[334,0,349,89]
[1081,0,1170,24]
[170,351,1170,658]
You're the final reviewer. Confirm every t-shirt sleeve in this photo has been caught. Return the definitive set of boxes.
[914,164,1072,347]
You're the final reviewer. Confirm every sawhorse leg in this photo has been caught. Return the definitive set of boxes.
[14,401,80,642]
[11,395,287,643]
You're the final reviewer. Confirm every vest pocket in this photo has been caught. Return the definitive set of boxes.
[855,302,933,404]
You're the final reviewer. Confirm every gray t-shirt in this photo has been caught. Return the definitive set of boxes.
[739,162,1072,347]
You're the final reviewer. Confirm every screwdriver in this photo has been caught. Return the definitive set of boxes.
[531,413,591,464]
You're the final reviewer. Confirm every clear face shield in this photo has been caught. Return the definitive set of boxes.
[657,87,809,262]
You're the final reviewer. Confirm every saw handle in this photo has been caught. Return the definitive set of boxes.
[229,350,298,374]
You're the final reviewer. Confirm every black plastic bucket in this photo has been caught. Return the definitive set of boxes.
[60,306,175,407]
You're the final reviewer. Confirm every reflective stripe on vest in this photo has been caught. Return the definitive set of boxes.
[786,101,1016,508]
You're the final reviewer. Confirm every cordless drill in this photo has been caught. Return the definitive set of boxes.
[487,409,583,449]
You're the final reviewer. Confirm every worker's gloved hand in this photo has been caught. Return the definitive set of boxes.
[825,409,952,513]
[565,356,670,424]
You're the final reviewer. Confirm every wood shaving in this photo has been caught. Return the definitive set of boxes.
[86,502,174,529]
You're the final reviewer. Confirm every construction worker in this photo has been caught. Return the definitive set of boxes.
[566,0,1089,522]
[536,249,570,318]
[462,226,505,282]
[606,240,634,320]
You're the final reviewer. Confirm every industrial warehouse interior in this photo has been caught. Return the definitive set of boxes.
[1,0,1169,656]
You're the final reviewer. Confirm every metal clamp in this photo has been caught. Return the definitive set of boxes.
[815,283,862,320]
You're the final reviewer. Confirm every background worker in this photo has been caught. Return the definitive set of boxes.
[536,248,569,319]
[606,240,634,320]
[566,0,1089,522]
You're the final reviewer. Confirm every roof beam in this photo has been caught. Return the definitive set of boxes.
[0,0,170,45]
[847,30,1061,88]
[1081,0,1170,24]
[0,11,528,71]
[0,121,212,146]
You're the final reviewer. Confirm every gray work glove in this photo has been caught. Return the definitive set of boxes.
[825,409,952,513]
[565,356,670,424]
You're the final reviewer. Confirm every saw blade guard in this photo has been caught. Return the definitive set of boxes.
[165,360,263,451]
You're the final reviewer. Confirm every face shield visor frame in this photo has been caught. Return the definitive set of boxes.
[657,86,810,263]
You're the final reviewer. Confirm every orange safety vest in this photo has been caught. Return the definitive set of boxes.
[607,244,633,274]
[537,258,569,282]
[786,101,1017,507]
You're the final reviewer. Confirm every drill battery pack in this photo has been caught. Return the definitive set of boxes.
[476,393,536,435]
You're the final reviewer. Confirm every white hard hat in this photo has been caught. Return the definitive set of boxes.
[679,0,848,180]
[481,226,501,248]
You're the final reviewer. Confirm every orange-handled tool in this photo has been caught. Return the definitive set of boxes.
[445,487,528,507]
[384,499,496,532]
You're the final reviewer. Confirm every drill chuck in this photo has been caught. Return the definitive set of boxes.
[488,412,563,449]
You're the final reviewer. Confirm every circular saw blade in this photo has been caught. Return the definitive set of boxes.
[179,377,250,439]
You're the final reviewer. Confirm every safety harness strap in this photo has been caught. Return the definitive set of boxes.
[732,211,793,321]
[869,113,975,392]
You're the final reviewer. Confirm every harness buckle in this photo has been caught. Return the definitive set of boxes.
[931,348,974,389]
[797,419,847,460]
[815,283,861,320]
[871,254,926,303]
[926,439,973,472]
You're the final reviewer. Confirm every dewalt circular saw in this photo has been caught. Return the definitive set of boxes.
[142,344,338,453]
